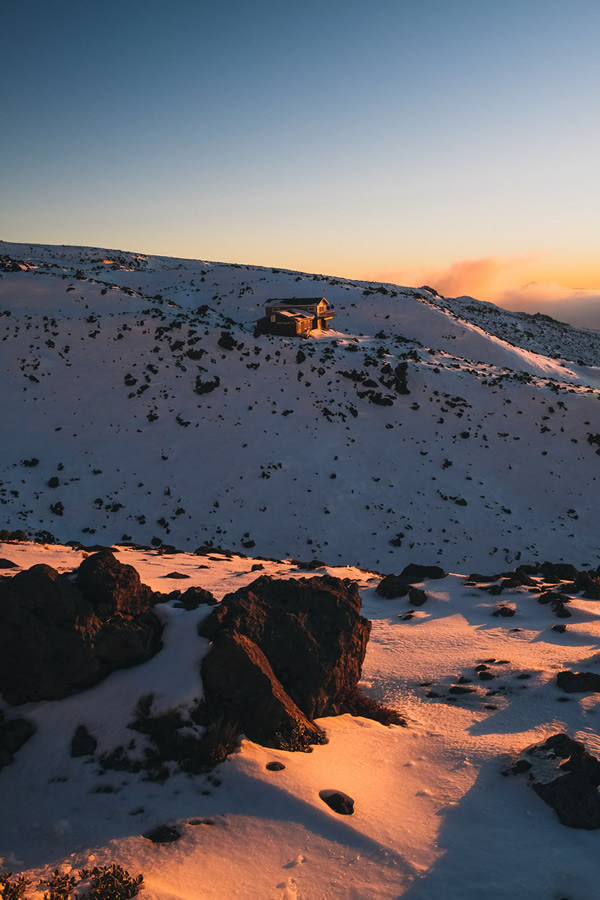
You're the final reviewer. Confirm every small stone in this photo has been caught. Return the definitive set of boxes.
[143,825,181,843]
[457,676,472,684]
[448,685,476,695]
[266,761,286,771]
[552,624,567,633]
[516,673,532,680]
[478,671,495,681]
[71,724,97,757]
[319,790,354,815]
[492,606,515,617]
[408,587,427,607]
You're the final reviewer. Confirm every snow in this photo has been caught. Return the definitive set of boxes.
[1,542,600,898]
[1,240,600,572]
[2,240,600,897]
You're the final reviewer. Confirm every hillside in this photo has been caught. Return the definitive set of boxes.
[1,240,599,572]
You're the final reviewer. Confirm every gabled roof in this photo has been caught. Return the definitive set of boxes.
[266,297,329,308]
[275,308,314,320]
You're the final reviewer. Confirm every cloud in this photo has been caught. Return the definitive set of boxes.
[419,257,507,299]
[370,255,600,331]
[495,283,600,331]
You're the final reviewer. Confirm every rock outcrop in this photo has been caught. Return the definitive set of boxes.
[556,670,600,693]
[199,574,377,749]
[506,733,600,829]
[0,711,35,770]
[0,550,163,704]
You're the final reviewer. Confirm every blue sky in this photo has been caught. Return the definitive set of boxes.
[3,0,600,322]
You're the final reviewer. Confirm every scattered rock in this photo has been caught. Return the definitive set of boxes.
[0,712,35,770]
[0,558,18,569]
[400,564,447,581]
[556,671,600,693]
[164,571,190,579]
[71,724,98,757]
[173,586,218,609]
[266,761,286,771]
[506,733,600,829]
[143,825,181,843]
[492,606,515,617]
[376,574,411,598]
[319,790,354,815]
[408,587,427,606]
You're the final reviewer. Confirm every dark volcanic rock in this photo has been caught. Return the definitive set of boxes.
[172,586,218,610]
[576,571,600,600]
[319,790,355,815]
[400,564,447,581]
[0,552,163,704]
[200,574,371,720]
[376,574,411,598]
[492,605,515,617]
[201,631,325,750]
[408,587,427,606]
[71,724,98,757]
[143,825,181,843]
[556,671,600,693]
[199,574,377,749]
[0,711,35,770]
[507,733,600,829]
[0,558,18,569]
[76,550,154,616]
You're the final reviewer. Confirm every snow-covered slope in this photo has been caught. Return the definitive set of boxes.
[2,541,600,899]
[1,240,599,572]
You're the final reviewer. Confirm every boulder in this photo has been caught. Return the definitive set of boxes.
[0,711,35,770]
[201,631,325,750]
[506,733,600,829]
[319,790,355,815]
[172,586,218,610]
[408,587,427,606]
[200,574,371,720]
[198,574,389,749]
[556,670,600,693]
[0,552,163,704]
[376,574,411,599]
[400,564,447,581]
[71,724,98,757]
[76,549,154,616]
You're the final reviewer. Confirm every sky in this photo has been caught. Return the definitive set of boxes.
[3,0,600,327]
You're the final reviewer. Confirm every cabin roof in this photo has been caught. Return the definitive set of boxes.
[266,297,329,307]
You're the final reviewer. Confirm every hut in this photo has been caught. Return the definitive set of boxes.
[256,298,335,335]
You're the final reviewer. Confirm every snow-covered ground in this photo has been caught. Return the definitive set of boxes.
[1,541,600,899]
[1,240,600,572]
[2,241,600,898]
